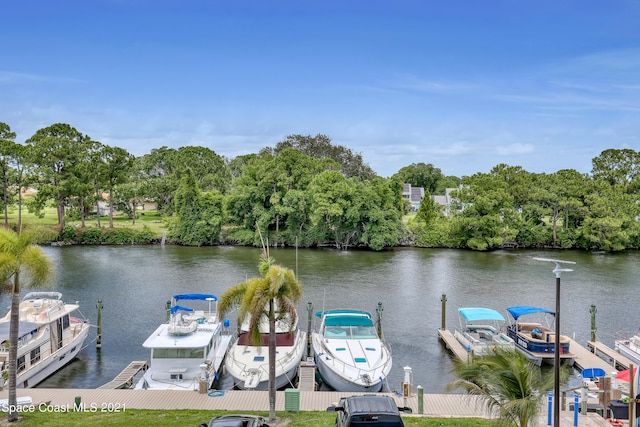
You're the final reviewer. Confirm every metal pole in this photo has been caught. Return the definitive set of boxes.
[533,257,575,427]
[554,274,561,427]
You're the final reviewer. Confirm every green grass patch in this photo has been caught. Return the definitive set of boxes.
[2,409,499,426]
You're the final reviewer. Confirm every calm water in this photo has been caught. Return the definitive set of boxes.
[3,245,638,393]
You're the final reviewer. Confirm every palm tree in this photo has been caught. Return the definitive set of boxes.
[448,348,569,427]
[218,253,302,423]
[0,227,52,422]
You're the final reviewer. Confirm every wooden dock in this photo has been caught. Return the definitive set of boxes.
[586,341,633,371]
[439,330,623,378]
[98,361,148,389]
[437,329,472,363]
[297,359,316,391]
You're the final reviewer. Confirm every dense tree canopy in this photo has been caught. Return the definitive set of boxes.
[2,120,639,251]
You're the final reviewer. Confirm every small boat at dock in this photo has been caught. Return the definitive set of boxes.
[453,307,515,356]
[224,307,305,390]
[312,309,392,392]
[0,292,91,389]
[505,305,574,365]
[135,293,232,390]
[615,328,640,366]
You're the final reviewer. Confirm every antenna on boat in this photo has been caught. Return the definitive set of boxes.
[206,297,215,319]
[532,257,575,276]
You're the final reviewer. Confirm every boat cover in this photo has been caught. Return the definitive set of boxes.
[316,310,374,327]
[170,305,194,314]
[582,368,606,379]
[506,306,555,320]
[0,321,41,342]
[173,293,217,302]
[315,309,372,319]
[458,307,505,322]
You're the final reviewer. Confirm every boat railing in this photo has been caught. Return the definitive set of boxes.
[227,330,305,379]
[322,341,392,379]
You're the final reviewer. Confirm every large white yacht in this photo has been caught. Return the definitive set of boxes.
[136,293,233,391]
[0,292,91,388]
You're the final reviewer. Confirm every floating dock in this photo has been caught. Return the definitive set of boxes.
[297,359,316,391]
[438,329,624,377]
[586,341,633,371]
[98,361,148,389]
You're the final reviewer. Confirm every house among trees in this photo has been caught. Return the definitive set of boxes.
[402,183,425,212]
[431,187,464,216]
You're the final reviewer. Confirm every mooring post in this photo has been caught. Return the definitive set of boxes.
[376,302,384,339]
[590,304,597,342]
[440,294,447,330]
[96,300,103,349]
[307,302,313,358]
[166,300,171,323]
[417,385,424,414]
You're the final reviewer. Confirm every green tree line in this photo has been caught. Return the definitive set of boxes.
[1,122,639,251]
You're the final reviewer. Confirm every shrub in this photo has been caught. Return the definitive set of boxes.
[78,228,103,244]
[58,225,77,242]
[102,228,136,244]
[134,226,156,244]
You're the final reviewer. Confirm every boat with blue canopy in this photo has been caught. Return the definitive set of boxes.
[505,305,574,365]
[453,307,515,357]
[312,309,391,392]
[136,293,232,390]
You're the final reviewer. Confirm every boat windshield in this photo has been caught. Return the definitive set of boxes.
[152,347,205,359]
[324,325,378,339]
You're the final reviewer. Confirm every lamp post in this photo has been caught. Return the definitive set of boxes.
[534,257,575,427]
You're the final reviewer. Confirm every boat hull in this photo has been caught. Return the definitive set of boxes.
[17,325,90,388]
[225,329,305,390]
[314,353,384,392]
[615,339,640,366]
[506,326,573,365]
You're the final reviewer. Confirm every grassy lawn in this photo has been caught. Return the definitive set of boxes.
[6,206,167,237]
[2,409,499,426]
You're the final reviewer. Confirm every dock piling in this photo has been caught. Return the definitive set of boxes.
[440,294,447,330]
[96,300,103,349]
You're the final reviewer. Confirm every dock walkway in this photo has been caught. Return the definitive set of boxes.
[97,361,147,389]
[587,341,633,371]
[439,329,623,377]
[0,388,613,426]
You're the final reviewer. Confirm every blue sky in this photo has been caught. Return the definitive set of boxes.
[2,1,639,178]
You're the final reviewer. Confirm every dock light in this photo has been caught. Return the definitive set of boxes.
[534,257,575,427]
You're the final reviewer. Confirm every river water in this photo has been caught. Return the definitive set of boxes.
[3,245,638,393]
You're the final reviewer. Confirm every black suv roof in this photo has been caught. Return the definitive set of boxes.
[344,395,400,415]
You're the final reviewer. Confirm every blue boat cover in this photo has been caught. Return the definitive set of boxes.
[506,306,555,320]
[458,307,505,322]
[170,305,195,314]
[173,293,217,302]
[582,368,606,379]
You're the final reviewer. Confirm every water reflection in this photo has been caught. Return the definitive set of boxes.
[0,245,635,392]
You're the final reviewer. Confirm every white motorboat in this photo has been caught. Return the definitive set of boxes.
[453,307,515,357]
[312,309,391,392]
[136,293,233,390]
[224,308,305,390]
[0,292,91,388]
[615,328,640,366]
